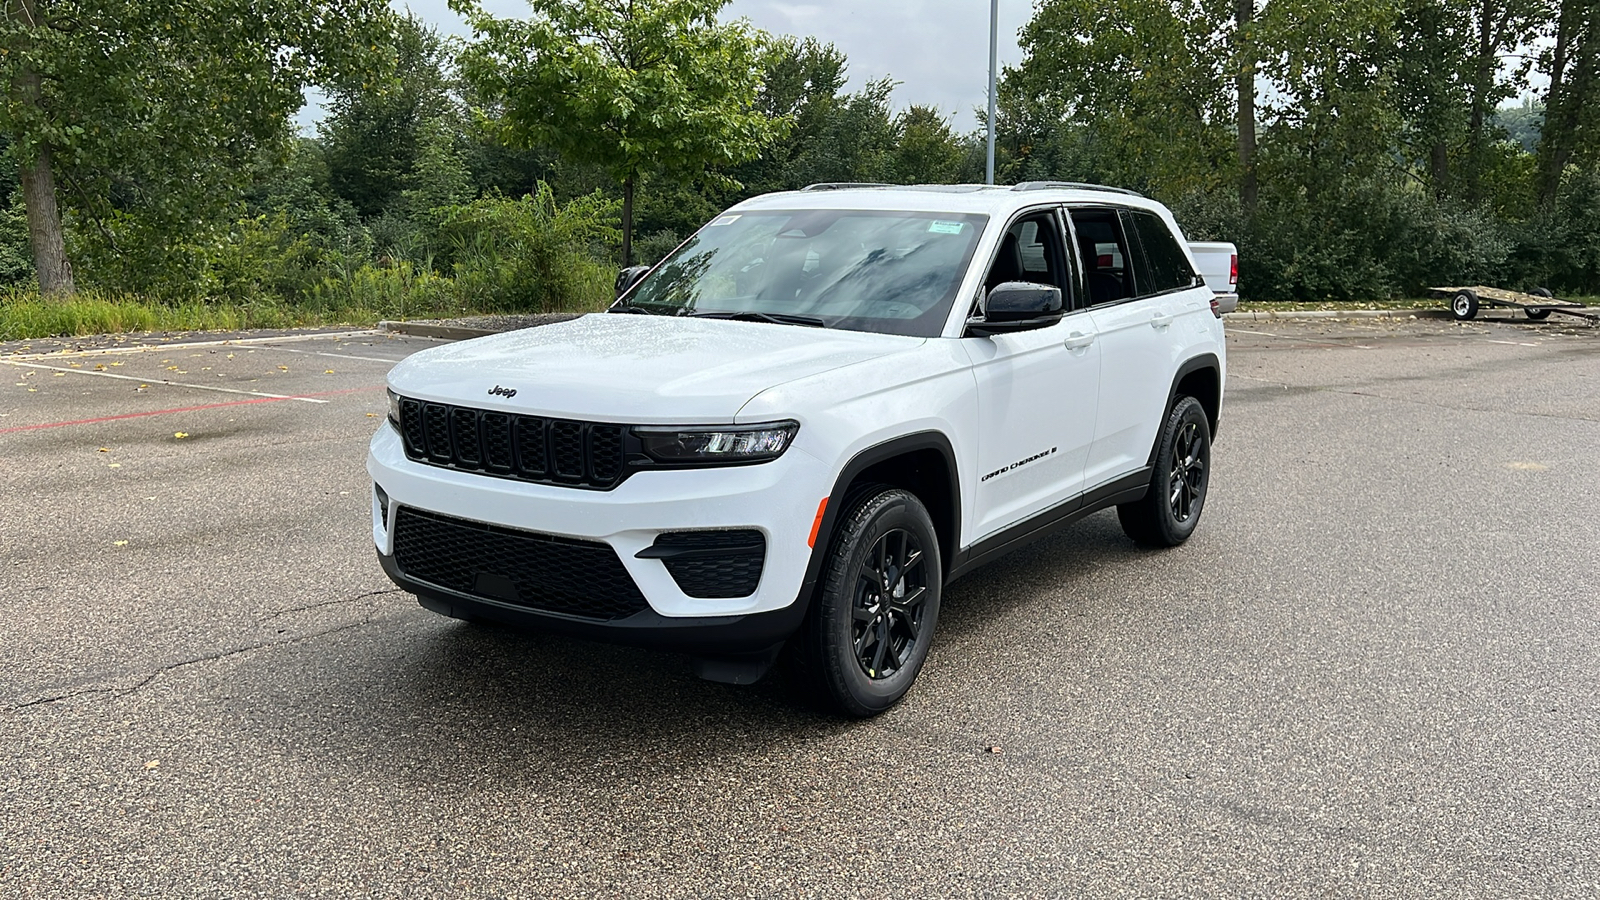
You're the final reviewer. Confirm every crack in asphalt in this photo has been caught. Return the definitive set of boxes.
[3,589,403,714]
[1229,373,1600,423]
[260,588,402,623]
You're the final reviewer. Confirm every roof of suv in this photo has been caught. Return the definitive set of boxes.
[730,183,1166,217]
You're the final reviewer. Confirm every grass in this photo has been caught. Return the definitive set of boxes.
[0,283,612,342]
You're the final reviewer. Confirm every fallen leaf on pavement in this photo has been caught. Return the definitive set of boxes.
[173,432,189,439]
[114,540,129,546]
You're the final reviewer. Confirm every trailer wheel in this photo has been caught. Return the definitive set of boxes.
[1526,287,1554,320]
[1451,291,1478,321]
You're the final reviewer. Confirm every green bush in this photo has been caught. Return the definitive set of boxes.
[439,183,618,313]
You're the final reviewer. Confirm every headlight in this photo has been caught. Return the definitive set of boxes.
[633,421,798,465]
[387,389,401,428]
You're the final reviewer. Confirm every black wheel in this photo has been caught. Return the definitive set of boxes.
[1526,287,1553,320]
[797,487,941,717]
[1118,396,1212,548]
[1451,291,1478,321]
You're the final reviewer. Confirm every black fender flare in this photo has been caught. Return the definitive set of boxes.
[794,430,962,614]
[1147,353,1222,466]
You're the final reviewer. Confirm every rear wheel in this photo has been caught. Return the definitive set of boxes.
[1118,396,1212,548]
[1526,287,1553,320]
[797,487,941,717]
[1451,291,1478,321]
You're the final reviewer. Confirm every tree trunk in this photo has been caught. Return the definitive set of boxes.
[1430,140,1449,198]
[8,0,76,296]
[1537,0,1584,207]
[621,173,635,267]
[1465,0,1495,203]
[1235,0,1258,220]
[14,129,75,299]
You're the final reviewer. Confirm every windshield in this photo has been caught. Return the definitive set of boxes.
[621,209,988,337]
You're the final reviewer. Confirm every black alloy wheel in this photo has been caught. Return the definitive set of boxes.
[851,527,931,680]
[796,487,942,717]
[1118,395,1213,547]
[1167,415,1206,524]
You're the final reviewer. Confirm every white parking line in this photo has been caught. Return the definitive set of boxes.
[0,330,384,361]
[246,345,401,364]
[2,360,329,403]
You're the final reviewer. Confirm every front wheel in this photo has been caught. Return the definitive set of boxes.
[1451,291,1478,321]
[797,488,941,717]
[1118,396,1213,547]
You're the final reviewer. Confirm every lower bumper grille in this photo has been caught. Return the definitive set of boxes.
[646,530,766,599]
[392,508,648,620]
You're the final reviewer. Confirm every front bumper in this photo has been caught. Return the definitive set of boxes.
[367,422,831,631]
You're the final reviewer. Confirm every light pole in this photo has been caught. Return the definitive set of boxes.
[985,0,998,185]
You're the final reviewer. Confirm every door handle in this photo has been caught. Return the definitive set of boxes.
[1151,312,1174,328]
[1063,331,1095,350]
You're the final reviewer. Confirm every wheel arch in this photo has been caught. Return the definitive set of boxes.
[1147,354,1222,467]
[800,432,962,608]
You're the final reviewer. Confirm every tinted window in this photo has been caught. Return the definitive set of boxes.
[1068,208,1133,306]
[1127,211,1197,295]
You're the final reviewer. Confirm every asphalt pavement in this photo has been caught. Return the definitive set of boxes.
[1,316,1596,898]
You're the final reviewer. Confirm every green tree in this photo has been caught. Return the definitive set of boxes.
[1537,0,1600,206]
[321,15,456,218]
[453,0,783,265]
[0,0,392,296]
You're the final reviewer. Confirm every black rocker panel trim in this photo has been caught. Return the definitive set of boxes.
[947,466,1152,582]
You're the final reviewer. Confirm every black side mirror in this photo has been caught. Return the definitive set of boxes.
[968,281,1064,336]
[615,265,651,299]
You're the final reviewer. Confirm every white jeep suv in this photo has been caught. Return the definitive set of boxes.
[368,182,1225,716]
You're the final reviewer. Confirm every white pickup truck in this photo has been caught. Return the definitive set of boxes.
[1188,242,1238,314]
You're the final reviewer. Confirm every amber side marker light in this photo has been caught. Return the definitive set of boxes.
[807,498,829,548]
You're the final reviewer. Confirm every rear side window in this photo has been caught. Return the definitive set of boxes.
[1124,210,1197,295]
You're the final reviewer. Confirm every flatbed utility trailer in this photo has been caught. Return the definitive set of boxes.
[1431,285,1599,323]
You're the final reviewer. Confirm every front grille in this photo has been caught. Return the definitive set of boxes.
[650,530,766,599]
[393,508,648,620]
[397,398,627,489]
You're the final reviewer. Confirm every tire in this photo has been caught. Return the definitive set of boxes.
[796,487,942,717]
[1526,287,1553,320]
[1451,291,1478,321]
[1118,396,1213,548]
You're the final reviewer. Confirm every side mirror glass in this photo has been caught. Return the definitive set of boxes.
[615,265,651,299]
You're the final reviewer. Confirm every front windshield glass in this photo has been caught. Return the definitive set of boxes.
[622,209,988,337]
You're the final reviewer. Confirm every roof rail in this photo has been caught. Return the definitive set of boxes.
[1012,181,1144,197]
[799,182,892,191]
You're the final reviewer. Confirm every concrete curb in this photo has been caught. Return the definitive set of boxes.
[1224,309,1451,321]
[379,320,498,341]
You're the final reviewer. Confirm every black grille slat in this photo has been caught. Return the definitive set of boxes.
[451,408,482,466]
[400,399,427,456]
[423,404,453,463]
[551,421,585,480]
[514,416,547,477]
[395,397,631,490]
[589,426,624,485]
[393,508,647,620]
[482,413,513,471]
[651,530,766,599]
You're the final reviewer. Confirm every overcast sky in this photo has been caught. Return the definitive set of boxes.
[300,1,1034,133]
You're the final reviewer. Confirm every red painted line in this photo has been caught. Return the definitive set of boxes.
[0,385,384,435]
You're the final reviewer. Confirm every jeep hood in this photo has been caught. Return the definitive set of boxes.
[386,313,925,422]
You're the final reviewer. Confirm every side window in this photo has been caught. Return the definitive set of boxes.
[984,211,1070,296]
[1068,208,1134,306]
[1125,210,1198,296]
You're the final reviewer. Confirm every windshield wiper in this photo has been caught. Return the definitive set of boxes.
[607,301,657,315]
[687,311,827,327]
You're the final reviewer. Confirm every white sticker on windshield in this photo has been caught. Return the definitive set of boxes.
[708,215,741,227]
[928,221,964,235]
